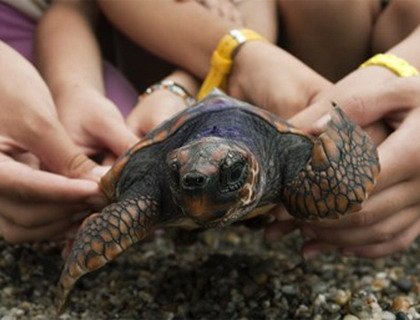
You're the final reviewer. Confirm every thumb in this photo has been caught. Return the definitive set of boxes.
[291,77,418,133]
[89,115,139,156]
[24,120,100,180]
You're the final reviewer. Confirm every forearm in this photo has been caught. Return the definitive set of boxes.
[387,26,420,70]
[36,0,103,96]
[235,0,278,42]
[98,0,238,79]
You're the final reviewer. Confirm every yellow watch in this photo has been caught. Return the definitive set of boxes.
[360,53,419,78]
[197,29,266,100]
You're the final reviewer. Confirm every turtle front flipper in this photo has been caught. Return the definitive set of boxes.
[56,196,159,314]
[282,106,380,220]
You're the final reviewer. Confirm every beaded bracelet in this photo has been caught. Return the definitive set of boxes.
[140,80,196,107]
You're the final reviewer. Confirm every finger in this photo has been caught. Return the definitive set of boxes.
[11,152,41,169]
[308,177,420,229]
[102,153,117,166]
[341,217,420,258]
[0,214,73,244]
[88,114,139,156]
[291,77,420,132]
[20,119,99,179]
[264,220,298,242]
[127,92,186,135]
[374,121,418,192]
[126,103,148,136]
[270,204,293,221]
[301,241,338,261]
[0,160,101,203]
[301,204,420,247]
[0,197,89,228]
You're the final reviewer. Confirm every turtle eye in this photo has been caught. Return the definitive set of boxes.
[220,159,248,193]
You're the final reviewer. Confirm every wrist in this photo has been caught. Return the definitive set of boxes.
[164,70,200,97]
[140,80,196,107]
[197,28,266,99]
[227,41,274,101]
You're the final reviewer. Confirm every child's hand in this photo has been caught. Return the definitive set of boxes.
[301,108,420,259]
[271,70,420,258]
[0,42,106,243]
[228,41,332,119]
[55,86,139,157]
[126,88,191,137]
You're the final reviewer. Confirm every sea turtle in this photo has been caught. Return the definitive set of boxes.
[56,90,379,312]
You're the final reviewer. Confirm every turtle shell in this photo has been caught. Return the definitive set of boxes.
[100,90,307,201]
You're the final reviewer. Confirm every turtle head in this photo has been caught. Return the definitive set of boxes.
[166,136,264,228]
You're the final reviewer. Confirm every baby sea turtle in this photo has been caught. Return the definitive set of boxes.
[56,90,379,312]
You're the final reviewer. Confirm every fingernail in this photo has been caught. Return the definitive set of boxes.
[313,114,330,133]
[301,226,317,241]
[90,166,111,179]
[303,248,321,261]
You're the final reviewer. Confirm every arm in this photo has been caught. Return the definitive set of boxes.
[99,0,330,118]
[0,41,106,243]
[36,0,103,94]
[234,0,278,42]
[98,0,235,78]
[285,21,420,258]
[36,0,138,157]
[123,0,279,136]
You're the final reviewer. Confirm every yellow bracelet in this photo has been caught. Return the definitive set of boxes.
[197,29,266,100]
[360,53,419,78]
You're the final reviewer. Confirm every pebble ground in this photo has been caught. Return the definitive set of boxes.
[0,228,419,320]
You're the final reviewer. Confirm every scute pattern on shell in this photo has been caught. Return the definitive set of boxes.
[281,107,380,219]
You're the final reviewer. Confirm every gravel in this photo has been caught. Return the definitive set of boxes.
[0,228,419,319]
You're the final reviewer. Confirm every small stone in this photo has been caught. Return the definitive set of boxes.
[2,287,15,297]
[314,294,326,307]
[281,285,297,295]
[391,296,411,313]
[253,273,268,285]
[395,312,409,320]
[371,278,389,291]
[394,278,413,293]
[312,282,328,294]
[380,311,396,320]
[325,303,340,313]
[224,232,241,245]
[343,315,360,320]
[262,300,270,308]
[333,289,351,306]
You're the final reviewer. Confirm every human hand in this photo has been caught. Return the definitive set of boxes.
[228,41,332,119]
[126,89,190,137]
[267,73,420,258]
[54,86,139,158]
[290,66,401,143]
[0,42,106,243]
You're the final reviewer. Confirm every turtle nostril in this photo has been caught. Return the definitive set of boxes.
[181,173,208,189]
